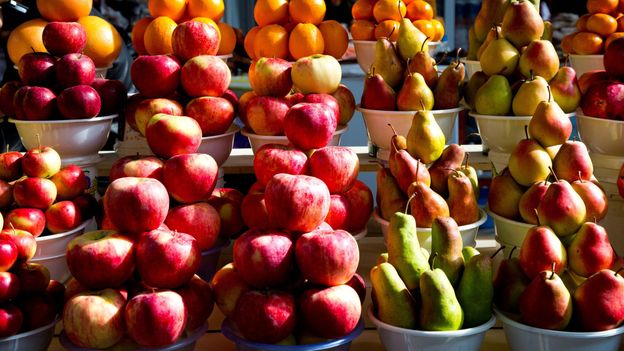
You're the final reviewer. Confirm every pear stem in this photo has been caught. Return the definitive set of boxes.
[549,166,559,182]
[429,252,438,270]
[490,162,498,177]
[616,267,624,276]
[491,245,505,259]
[464,153,469,168]
[421,37,430,53]
[455,48,462,68]
[508,246,517,260]
[406,192,416,214]
[547,85,552,103]
[550,262,556,280]
[524,125,529,140]
[406,58,412,76]
[388,123,399,137]
[530,70,535,81]
[534,208,540,226]
[9,222,16,235]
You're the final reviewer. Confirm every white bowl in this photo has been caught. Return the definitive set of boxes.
[95,66,111,79]
[0,317,58,351]
[495,309,624,351]
[488,150,511,174]
[461,59,481,81]
[357,105,463,160]
[470,113,532,153]
[196,126,240,166]
[218,54,233,62]
[488,210,532,251]
[241,125,348,153]
[31,252,70,282]
[9,115,115,164]
[569,54,604,77]
[368,306,496,351]
[34,219,90,258]
[576,113,624,156]
[372,208,487,250]
[352,227,367,241]
[353,40,441,73]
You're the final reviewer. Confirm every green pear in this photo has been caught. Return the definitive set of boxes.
[419,268,464,331]
[407,38,438,89]
[459,155,480,200]
[541,20,553,40]
[397,72,434,111]
[480,35,520,77]
[488,167,525,220]
[528,88,572,147]
[377,252,389,265]
[387,212,430,291]
[508,127,552,187]
[434,57,465,109]
[549,66,582,113]
[397,18,428,62]
[370,263,419,329]
[447,170,481,225]
[431,217,464,285]
[462,246,480,263]
[428,144,465,197]
[477,26,502,61]
[567,222,615,278]
[464,71,488,110]
[376,164,408,221]
[474,0,510,41]
[519,266,572,330]
[475,75,513,115]
[458,254,494,328]
[518,40,560,81]
[406,108,445,164]
[511,75,549,116]
[537,174,587,237]
[501,0,544,49]
[370,38,405,89]
[467,26,482,60]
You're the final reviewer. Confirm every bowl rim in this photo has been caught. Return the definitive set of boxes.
[35,219,90,242]
[459,58,481,64]
[568,54,604,59]
[201,236,230,256]
[0,316,59,342]
[486,209,533,229]
[352,40,441,46]
[201,125,241,141]
[368,305,496,336]
[356,104,465,115]
[31,252,68,260]
[576,112,624,124]
[217,54,233,59]
[468,112,532,120]
[221,317,364,350]
[494,309,624,337]
[9,114,118,124]
[241,124,348,140]
[373,208,487,232]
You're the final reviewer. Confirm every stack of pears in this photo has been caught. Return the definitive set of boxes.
[465,0,581,115]
[361,19,465,111]
[371,213,498,330]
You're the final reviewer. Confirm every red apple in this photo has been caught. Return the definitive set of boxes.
[181,55,231,97]
[0,151,22,181]
[165,202,221,250]
[91,78,127,116]
[176,275,214,331]
[0,229,35,262]
[0,240,17,272]
[222,89,239,114]
[50,164,88,200]
[578,70,610,94]
[285,92,305,106]
[332,84,356,125]
[42,21,87,56]
[604,37,624,78]
[238,91,256,127]
[22,86,57,121]
[299,285,361,339]
[0,81,22,116]
[125,290,187,348]
[207,188,245,238]
[18,294,57,330]
[309,146,358,194]
[251,57,293,97]
[21,145,61,178]
[248,181,266,194]
[72,193,98,220]
[57,85,102,119]
[580,80,624,119]
[13,177,57,210]
[131,54,181,98]
[134,98,184,136]
[124,93,146,132]
[265,174,331,232]
[45,279,66,311]
[210,263,251,316]
[0,304,23,338]
[5,208,46,237]
[45,200,82,233]
[324,180,373,232]
[0,180,12,209]
[17,52,56,87]
[0,272,19,303]
[284,102,338,150]
[172,20,219,61]
[233,229,294,288]
[136,228,200,288]
[14,262,50,295]
[63,289,126,349]
[162,153,218,204]
[64,277,87,302]
[233,290,296,344]
[109,155,164,182]
[103,177,169,234]
[303,93,340,122]
[241,192,271,230]
[346,273,367,303]
[254,144,309,186]
[145,114,203,158]
[212,187,244,204]
[246,96,290,136]
[12,86,30,120]
[185,96,235,136]
[56,53,96,88]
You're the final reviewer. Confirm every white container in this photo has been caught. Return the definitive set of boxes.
[217,54,233,62]
[9,115,115,164]
[576,113,624,156]
[0,317,58,351]
[31,252,70,282]
[241,125,348,154]
[471,113,532,153]
[357,105,463,160]
[369,307,496,351]
[352,227,367,241]
[372,208,487,249]
[488,150,511,174]
[353,40,440,73]
[95,66,111,79]
[495,309,624,351]
[461,59,481,81]
[34,219,90,258]
[196,126,240,166]
[488,210,532,252]
[62,157,102,198]
[569,54,604,77]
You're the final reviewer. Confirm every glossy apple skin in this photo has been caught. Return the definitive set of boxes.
[332,84,356,125]
[45,200,82,233]
[0,229,36,262]
[13,177,57,210]
[0,304,23,338]
[0,240,17,272]
[42,21,87,56]
[253,144,309,186]
[303,93,340,122]
[0,81,22,116]
[0,180,12,210]
[210,263,251,317]
[14,262,50,295]
[284,102,338,150]
[324,180,374,232]
[91,78,127,116]
[291,54,342,94]
[181,55,231,97]
[57,85,102,119]
[17,52,56,87]
[241,192,271,230]
[21,145,61,178]
[165,202,221,251]
[233,290,297,344]
[0,152,23,181]
[309,146,359,194]
[56,53,96,88]
[185,96,235,136]
[299,285,361,339]
[245,96,290,136]
[22,86,57,121]
[172,20,219,61]
[131,55,181,98]
[0,272,19,303]
[251,57,293,97]
[207,190,245,239]
[50,164,88,200]
[4,208,46,238]
[176,275,214,331]
[134,98,184,136]
[109,155,164,182]
[145,114,203,158]
[162,153,218,204]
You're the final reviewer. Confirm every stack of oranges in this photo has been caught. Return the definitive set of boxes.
[243,0,349,61]
[131,0,237,56]
[562,0,624,55]
[351,0,444,42]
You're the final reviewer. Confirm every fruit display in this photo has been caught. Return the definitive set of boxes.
[351,0,444,42]
[561,0,624,55]
[244,0,349,61]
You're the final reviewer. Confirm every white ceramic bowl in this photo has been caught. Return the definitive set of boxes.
[576,113,624,156]
[488,210,532,251]
[495,309,624,351]
[196,126,240,166]
[372,208,487,250]
[196,237,230,282]
[9,115,115,164]
[488,150,511,174]
[31,252,70,282]
[218,54,233,62]
[369,306,496,351]
[241,125,348,153]
[353,40,441,73]
[34,219,90,258]
[569,54,604,77]
[461,59,481,81]
[95,66,111,79]
[470,112,532,153]
[0,317,59,351]
[357,105,463,160]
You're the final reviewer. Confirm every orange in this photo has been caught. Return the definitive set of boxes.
[7,18,48,65]
[289,0,327,25]
[244,26,261,59]
[431,18,444,42]
[351,0,377,20]
[586,13,618,36]
[289,23,325,60]
[576,14,590,31]
[187,0,225,22]
[406,0,433,21]
[561,32,576,54]
[374,20,400,41]
[373,0,407,22]
[78,16,123,67]
[37,0,91,21]
[217,22,237,55]
[351,19,376,40]
[572,31,604,54]
[142,16,177,55]
[403,0,416,3]
[148,0,186,21]
[319,20,349,59]
[132,17,153,55]
[254,0,289,26]
[606,32,624,48]
[254,24,289,59]
[587,0,618,13]
[618,16,624,31]
[412,19,435,39]
[192,17,222,43]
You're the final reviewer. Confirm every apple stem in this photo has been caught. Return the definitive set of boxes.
[9,222,15,235]
[421,37,430,53]
[549,166,559,182]
[508,246,517,260]
[524,125,529,140]
[534,208,540,226]
[550,262,556,280]
[616,267,624,276]
[491,245,505,259]
[36,133,41,149]
[547,85,552,103]
[429,252,438,270]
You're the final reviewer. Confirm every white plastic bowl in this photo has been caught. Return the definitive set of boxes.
[95,66,111,79]
[9,115,115,164]
[0,317,59,351]
[241,125,348,153]
[196,126,240,166]
[31,252,70,282]
[495,309,624,351]
[196,237,230,282]
[369,306,496,351]
[488,210,532,251]
[34,219,90,258]
[353,40,441,73]
[461,59,481,81]
[221,317,364,351]
[357,105,463,160]
[372,208,487,250]
[576,113,624,156]
[470,112,532,153]
[569,54,604,77]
